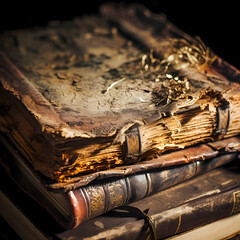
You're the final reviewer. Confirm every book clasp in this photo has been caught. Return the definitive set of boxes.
[124,123,142,162]
[213,101,230,139]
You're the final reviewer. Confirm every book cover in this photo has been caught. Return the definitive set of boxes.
[1,148,240,239]
[0,133,239,229]
[57,161,240,239]
[0,3,239,185]
[167,214,240,240]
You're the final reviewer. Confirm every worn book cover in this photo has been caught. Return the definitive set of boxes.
[0,3,240,185]
[1,145,240,239]
[56,161,240,239]
[1,131,239,230]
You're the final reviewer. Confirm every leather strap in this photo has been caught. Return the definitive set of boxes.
[117,206,157,240]
[124,123,142,161]
[213,101,230,139]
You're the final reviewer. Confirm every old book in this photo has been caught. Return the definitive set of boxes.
[0,160,61,240]
[1,160,239,240]
[56,161,240,239]
[0,191,49,240]
[0,132,239,230]
[167,214,240,240]
[0,3,240,185]
[1,141,240,240]
[56,160,240,239]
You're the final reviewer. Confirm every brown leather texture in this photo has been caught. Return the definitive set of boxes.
[57,161,240,238]
[0,3,240,181]
[0,132,238,229]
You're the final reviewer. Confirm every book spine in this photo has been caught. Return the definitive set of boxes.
[75,185,240,240]
[155,186,240,239]
[68,152,237,227]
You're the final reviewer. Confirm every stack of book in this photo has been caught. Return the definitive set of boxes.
[0,3,240,239]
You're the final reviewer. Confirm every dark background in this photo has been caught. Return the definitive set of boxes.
[0,1,239,69]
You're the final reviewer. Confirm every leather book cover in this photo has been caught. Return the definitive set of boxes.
[0,3,240,185]
[57,162,240,239]
[0,132,239,229]
[1,157,239,239]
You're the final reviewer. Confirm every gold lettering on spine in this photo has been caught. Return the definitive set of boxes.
[108,182,126,209]
[85,186,105,219]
